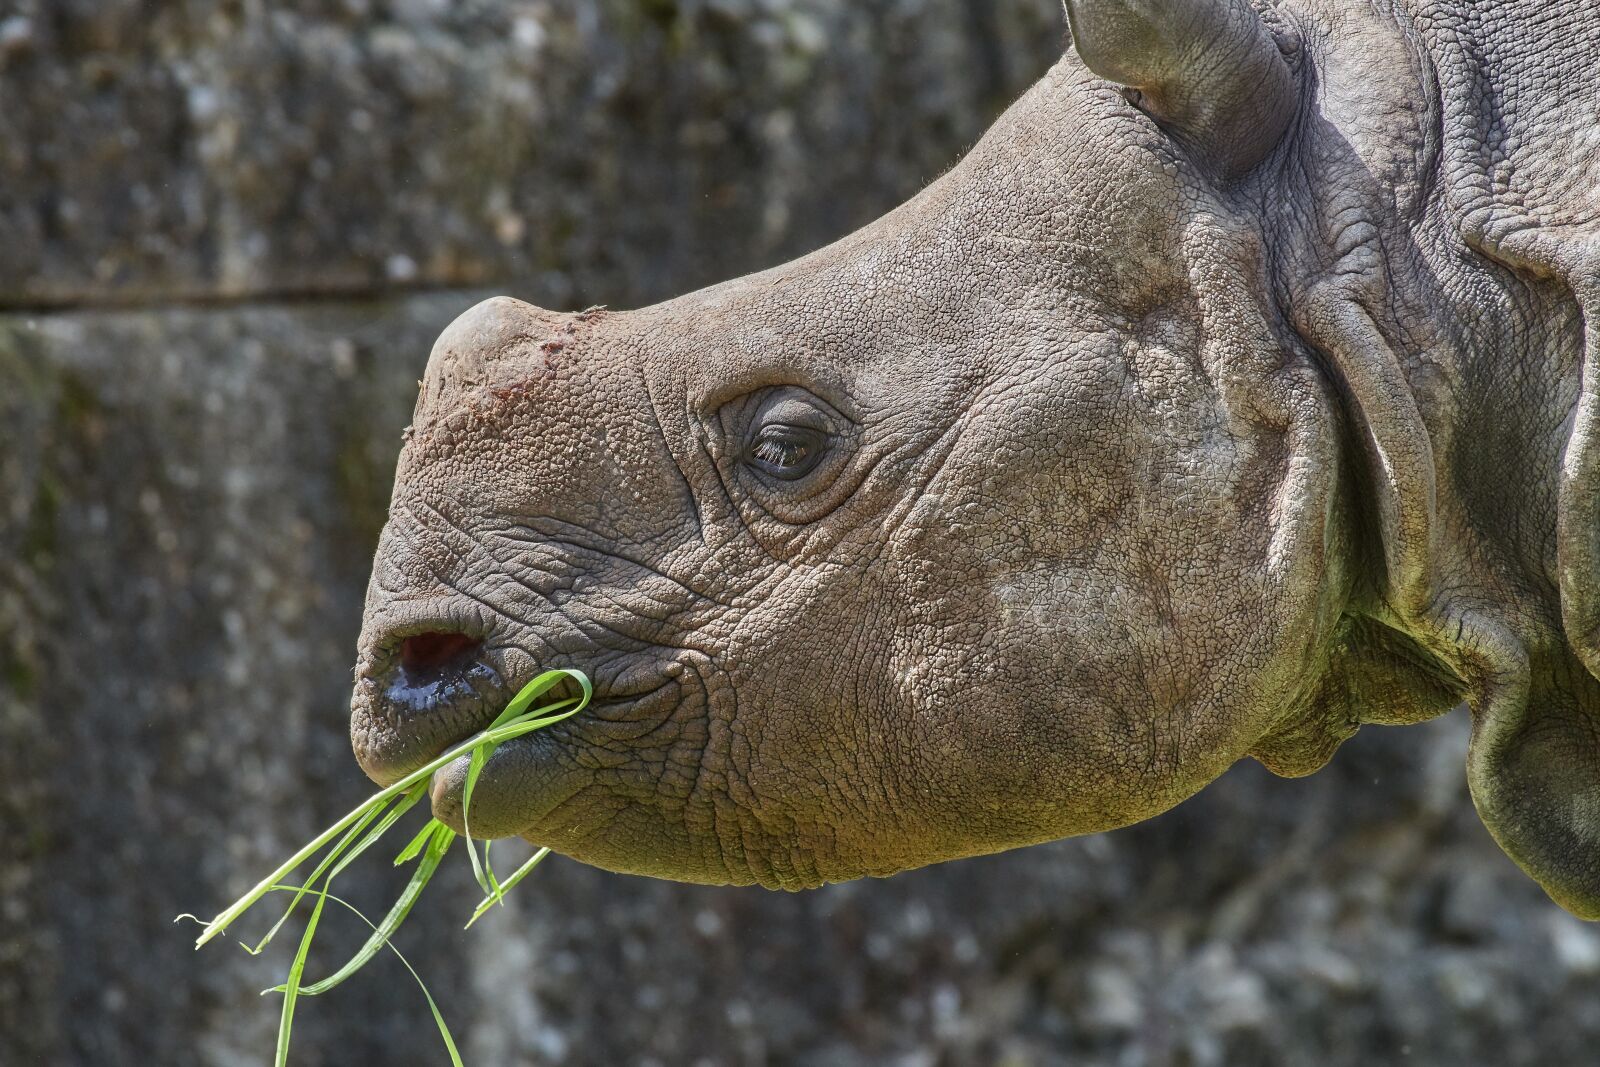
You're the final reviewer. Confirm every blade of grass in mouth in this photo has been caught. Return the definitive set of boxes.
[185,668,590,948]
[178,668,592,1064]
[274,821,455,997]
[460,667,580,899]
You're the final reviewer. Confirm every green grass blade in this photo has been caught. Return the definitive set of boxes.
[417,963,466,1067]
[461,743,494,893]
[478,702,588,746]
[490,668,590,729]
[393,818,437,866]
[190,670,592,950]
[194,718,535,946]
[482,838,498,895]
[262,884,464,1067]
[325,782,428,881]
[289,823,455,996]
[243,795,393,955]
[186,670,592,1066]
[243,781,426,955]
[460,668,590,894]
[465,846,553,929]
[272,885,326,1067]
[195,783,405,948]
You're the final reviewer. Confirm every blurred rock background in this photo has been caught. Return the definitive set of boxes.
[1,2,1594,1065]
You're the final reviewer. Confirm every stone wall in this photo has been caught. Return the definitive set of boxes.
[3,3,1596,1065]
[0,0,1058,308]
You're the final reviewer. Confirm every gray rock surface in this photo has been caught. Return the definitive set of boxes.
[2,2,1596,1065]
[0,0,1060,307]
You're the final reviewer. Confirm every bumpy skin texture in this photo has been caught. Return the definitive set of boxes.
[352,0,1600,915]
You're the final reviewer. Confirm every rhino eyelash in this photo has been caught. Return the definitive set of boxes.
[752,437,806,467]
[745,424,828,481]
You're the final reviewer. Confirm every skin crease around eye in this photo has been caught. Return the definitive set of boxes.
[752,393,836,434]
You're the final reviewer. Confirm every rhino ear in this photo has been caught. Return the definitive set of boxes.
[1063,0,1298,177]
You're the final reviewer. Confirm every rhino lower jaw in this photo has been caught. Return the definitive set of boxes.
[426,735,569,841]
[426,677,687,840]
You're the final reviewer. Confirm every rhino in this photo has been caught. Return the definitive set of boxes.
[350,0,1600,918]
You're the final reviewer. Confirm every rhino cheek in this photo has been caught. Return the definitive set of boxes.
[838,332,1336,853]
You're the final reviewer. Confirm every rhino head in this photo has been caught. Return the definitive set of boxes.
[352,0,1600,917]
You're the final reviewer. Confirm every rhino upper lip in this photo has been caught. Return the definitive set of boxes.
[363,648,677,782]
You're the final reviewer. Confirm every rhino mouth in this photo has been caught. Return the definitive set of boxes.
[350,622,676,803]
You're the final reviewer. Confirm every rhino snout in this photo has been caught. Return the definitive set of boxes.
[349,617,509,788]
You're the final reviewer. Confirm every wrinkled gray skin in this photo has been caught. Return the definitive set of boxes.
[352,0,1600,917]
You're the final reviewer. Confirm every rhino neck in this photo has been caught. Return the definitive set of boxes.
[1256,0,1599,767]
[1259,0,1600,916]
[1381,0,1600,919]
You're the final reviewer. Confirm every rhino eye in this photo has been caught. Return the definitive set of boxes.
[747,424,827,480]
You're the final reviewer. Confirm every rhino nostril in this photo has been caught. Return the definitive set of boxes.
[398,631,483,677]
